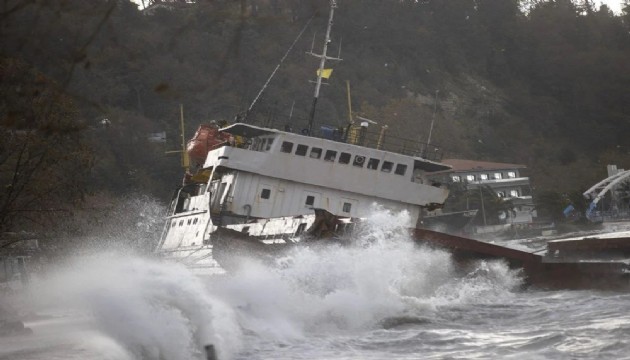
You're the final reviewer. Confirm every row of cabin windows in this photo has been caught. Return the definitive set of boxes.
[452,171,517,183]
[259,188,353,213]
[280,141,407,176]
[171,217,199,227]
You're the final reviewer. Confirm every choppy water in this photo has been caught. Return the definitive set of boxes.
[2,209,630,360]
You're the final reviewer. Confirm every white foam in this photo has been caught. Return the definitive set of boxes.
[210,205,522,341]
[29,255,242,360]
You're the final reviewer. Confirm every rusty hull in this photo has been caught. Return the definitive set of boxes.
[413,228,630,290]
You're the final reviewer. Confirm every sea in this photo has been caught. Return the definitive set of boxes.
[1,209,630,360]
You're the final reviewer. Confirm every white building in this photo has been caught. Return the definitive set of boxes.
[440,159,536,226]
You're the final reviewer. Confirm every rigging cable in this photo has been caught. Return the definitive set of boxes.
[246,14,316,116]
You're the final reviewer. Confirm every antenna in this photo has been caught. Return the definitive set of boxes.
[426,89,439,146]
[306,0,342,135]
[337,36,342,59]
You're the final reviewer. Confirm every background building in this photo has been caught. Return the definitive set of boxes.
[435,159,537,235]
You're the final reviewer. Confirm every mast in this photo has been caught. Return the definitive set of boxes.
[307,0,341,135]
[164,104,190,169]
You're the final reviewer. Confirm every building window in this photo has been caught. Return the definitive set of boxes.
[261,188,271,199]
[310,147,322,159]
[510,190,519,197]
[381,161,393,173]
[296,144,308,156]
[452,175,461,182]
[324,150,337,161]
[395,164,407,176]
[339,152,351,164]
[342,202,352,213]
[466,175,475,182]
[494,172,502,180]
[281,141,294,153]
[497,191,505,198]
[353,155,366,167]
[367,158,380,170]
[480,174,488,180]
[305,195,315,206]
[266,138,274,151]
[507,171,516,178]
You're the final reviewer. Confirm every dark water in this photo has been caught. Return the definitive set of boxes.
[2,209,629,360]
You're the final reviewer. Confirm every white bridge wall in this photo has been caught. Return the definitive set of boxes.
[224,172,420,226]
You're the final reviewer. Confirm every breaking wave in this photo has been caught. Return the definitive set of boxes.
[210,205,523,342]
[20,205,522,359]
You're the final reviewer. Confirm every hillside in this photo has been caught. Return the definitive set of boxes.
[1,0,630,233]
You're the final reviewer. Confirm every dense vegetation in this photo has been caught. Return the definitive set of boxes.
[1,0,630,234]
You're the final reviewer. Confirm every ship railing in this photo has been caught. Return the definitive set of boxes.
[244,115,444,162]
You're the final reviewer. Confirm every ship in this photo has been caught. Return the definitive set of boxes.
[157,122,451,272]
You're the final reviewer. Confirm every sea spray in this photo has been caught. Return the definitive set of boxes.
[16,205,523,359]
[30,254,242,360]
[210,205,523,343]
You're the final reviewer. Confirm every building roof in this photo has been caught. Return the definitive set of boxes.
[441,159,526,172]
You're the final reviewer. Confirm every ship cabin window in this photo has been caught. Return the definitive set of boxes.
[466,175,475,182]
[187,218,192,225]
[497,191,506,198]
[494,172,503,180]
[261,188,271,199]
[310,147,322,159]
[480,174,489,180]
[281,141,294,153]
[395,164,407,176]
[342,202,352,213]
[452,175,461,182]
[305,195,315,206]
[179,220,184,226]
[257,138,267,152]
[193,218,198,225]
[510,190,519,197]
[507,171,516,178]
[381,161,393,173]
[324,150,337,161]
[353,155,366,167]
[367,158,380,170]
[339,152,351,164]
[256,137,274,152]
[296,144,308,156]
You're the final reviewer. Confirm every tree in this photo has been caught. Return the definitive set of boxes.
[0,58,93,234]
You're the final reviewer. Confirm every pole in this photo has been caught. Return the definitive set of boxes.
[346,80,353,124]
[427,89,439,146]
[180,104,190,169]
[479,186,487,226]
[307,0,338,135]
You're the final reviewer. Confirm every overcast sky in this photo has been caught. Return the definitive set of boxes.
[600,0,623,13]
